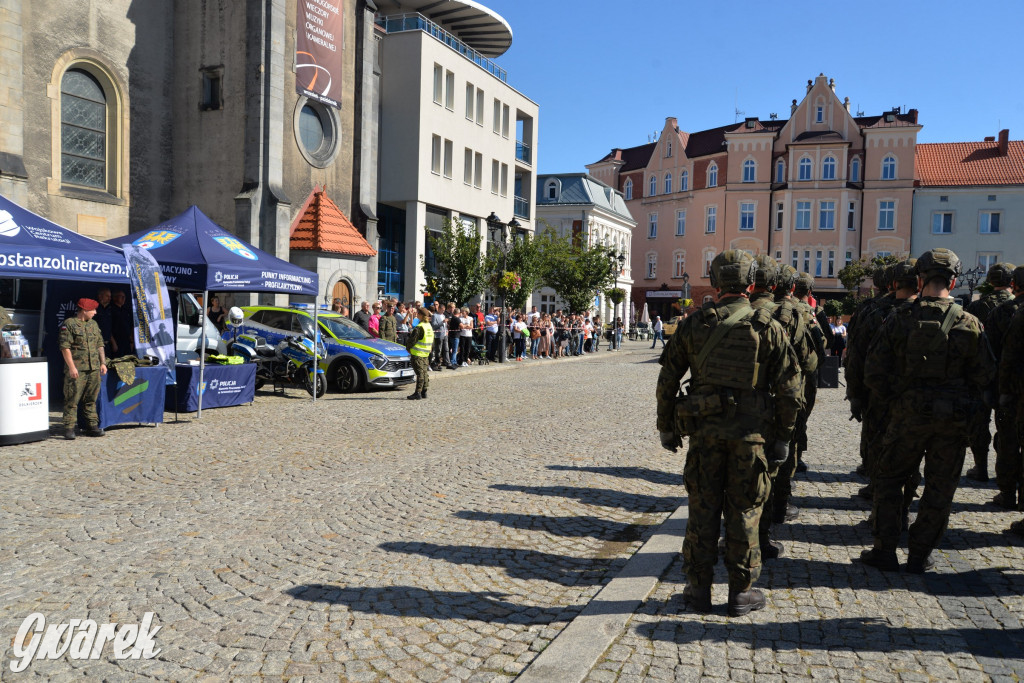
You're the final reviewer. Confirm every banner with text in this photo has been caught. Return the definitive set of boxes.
[296,0,343,108]
[123,244,176,385]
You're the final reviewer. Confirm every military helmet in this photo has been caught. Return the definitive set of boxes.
[793,272,814,297]
[777,265,798,290]
[1012,265,1024,290]
[753,254,779,288]
[710,250,757,292]
[891,257,918,289]
[916,248,962,279]
[987,262,1016,287]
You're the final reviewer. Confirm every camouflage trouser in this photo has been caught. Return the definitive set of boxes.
[994,405,1021,498]
[872,416,966,557]
[63,369,100,429]
[862,400,889,479]
[794,372,817,455]
[412,356,430,393]
[683,435,770,592]
[968,404,993,470]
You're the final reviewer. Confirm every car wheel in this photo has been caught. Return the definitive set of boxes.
[333,361,363,394]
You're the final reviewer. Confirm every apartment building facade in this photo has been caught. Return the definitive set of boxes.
[913,130,1024,299]
[588,74,920,318]
[374,1,539,302]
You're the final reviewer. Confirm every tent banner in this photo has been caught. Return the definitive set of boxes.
[295,0,343,108]
[123,244,176,385]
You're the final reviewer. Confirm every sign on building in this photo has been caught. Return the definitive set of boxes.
[296,0,343,108]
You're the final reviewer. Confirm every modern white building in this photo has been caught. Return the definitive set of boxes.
[913,130,1024,297]
[534,173,635,324]
[374,1,539,301]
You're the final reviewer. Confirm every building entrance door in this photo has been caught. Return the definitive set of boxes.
[332,280,351,310]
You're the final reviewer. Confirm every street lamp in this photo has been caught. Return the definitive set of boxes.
[606,250,625,349]
[960,265,985,304]
[487,212,516,363]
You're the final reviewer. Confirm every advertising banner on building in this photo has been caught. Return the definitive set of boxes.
[296,0,343,108]
[123,244,176,385]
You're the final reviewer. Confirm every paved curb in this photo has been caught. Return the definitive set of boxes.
[517,502,688,683]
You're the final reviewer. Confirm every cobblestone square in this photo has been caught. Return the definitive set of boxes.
[1,344,1023,681]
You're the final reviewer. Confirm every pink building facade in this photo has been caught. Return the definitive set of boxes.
[587,74,920,318]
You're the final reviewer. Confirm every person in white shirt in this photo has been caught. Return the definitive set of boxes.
[651,315,665,348]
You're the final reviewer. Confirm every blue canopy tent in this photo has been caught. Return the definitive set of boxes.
[109,205,320,415]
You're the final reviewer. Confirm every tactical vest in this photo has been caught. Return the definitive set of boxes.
[902,303,962,381]
[411,325,434,357]
[693,305,771,391]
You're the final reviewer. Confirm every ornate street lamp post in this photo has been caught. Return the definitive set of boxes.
[486,212,519,363]
[961,266,985,305]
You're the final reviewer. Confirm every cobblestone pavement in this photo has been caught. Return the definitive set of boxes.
[0,343,682,680]
[585,370,1024,683]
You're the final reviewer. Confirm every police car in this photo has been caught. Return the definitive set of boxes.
[223,306,414,392]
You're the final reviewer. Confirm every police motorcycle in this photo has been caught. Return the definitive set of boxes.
[225,307,327,397]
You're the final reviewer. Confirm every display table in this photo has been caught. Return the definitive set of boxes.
[97,365,166,429]
[0,357,49,445]
[166,363,256,412]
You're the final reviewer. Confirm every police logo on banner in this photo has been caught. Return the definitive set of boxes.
[213,236,258,260]
[133,230,181,250]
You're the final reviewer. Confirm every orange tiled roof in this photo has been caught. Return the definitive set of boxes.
[290,189,376,257]
[915,140,1024,187]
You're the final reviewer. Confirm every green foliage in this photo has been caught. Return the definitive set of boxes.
[841,294,861,315]
[536,225,618,314]
[605,287,627,305]
[484,230,544,311]
[837,253,905,293]
[976,280,994,297]
[421,219,486,306]
[823,298,843,318]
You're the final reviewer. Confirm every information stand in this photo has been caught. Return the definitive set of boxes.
[97,366,166,429]
[0,358,50,445]
[166,363,256,412]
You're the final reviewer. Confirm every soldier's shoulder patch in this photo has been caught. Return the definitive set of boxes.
[752,307,773,327]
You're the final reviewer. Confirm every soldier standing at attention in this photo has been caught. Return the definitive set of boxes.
[998,296,1024,535]
[983,266,1024,509]
[964,263,1015,482]
[59,298,107,440]
[405,307,433,400]
[791,274,828,475]
[657,250,801,616]
[861,249,995,573]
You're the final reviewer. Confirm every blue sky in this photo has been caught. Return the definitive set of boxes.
[483,0,1024,175]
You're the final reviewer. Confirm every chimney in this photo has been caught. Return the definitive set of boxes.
[665,116,678,129]
[844,97,850,112]
[984,136,996,142]
[791,98,798,114]
[612,148,622,161]
[998,129,1009,155]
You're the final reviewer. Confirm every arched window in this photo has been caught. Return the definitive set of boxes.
[775,160,785,183]
[798,157,812,181]
[649,175,657,196]
[623,178,633,200]
[742,159,756,183]
[707,163,718,188]
[850,157,861,182]
[822,155,836,180]
[882,155,896,180]
[664,173,672,194]
[666,140,673,157]
[61,69,107,189]
[680,170,688,192]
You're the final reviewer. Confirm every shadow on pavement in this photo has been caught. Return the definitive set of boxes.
[546,465,684,486]
[453,511,655,542]
[489,484,681,513]
[285,584,572,625]
[378,542,624,587]
[633,616,1024,662]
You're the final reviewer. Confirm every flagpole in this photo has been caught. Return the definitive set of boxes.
[197,289,207,418]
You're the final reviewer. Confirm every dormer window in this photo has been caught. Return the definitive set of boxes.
[545,179,560,200]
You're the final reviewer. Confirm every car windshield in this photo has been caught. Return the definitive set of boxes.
[319,315,372,340]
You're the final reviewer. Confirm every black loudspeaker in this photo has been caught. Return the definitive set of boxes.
[818,355,840,388]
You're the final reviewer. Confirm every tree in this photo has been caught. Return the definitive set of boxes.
[421,219,486,306]
[837,253,904,293]
[536,227,617,314]
[484,231,544,311]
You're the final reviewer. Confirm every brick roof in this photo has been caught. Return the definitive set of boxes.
[915,140,1024,187]
[290,189,376,256]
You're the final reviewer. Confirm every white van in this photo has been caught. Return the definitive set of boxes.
[176,292,227,361]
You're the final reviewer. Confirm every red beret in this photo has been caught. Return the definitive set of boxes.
[78,298,99,312]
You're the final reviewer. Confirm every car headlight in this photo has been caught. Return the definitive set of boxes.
[369,354,388,370]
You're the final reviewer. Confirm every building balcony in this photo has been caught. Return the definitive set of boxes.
[515,140,532,165]
[513,195,530,219]
[376,13,508,84]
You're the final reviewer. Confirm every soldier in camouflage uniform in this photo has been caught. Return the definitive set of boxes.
[657,250,802,616]
[791,274,828,477]
[761,265,816,530]
[983,266,1024,508]
[846,265,894,355]
[847,260,915,500]
[999,300,1024,535]
[861,248,995,573]
[59,298,108,440]
[963,263,1015,482]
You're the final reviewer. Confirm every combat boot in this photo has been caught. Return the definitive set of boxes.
[407,392,422,400]
[727,588,766,617]
[760,535,784,560]
[772,504,799,524]
[63,428,76,440]
[859,548,899,572]
[992,491,1017,509]
[1005,519,1024,537]
[681,583,712,614]
[84,426,105,437]
[420,389,428,399]
[856,484,874,501]
[906,552,934,574]
[964,464,989,482]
